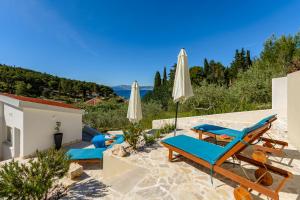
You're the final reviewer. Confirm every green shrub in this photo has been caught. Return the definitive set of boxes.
[153,130,161,139]
[82,98,130,131]
[123,123,144,149]
[143,134,156,146]
[161,124,175,134]
[0,148,70,200]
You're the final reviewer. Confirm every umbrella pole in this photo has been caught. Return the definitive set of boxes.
[174,102,179,136]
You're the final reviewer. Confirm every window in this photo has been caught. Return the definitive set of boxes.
[6,126,12,144]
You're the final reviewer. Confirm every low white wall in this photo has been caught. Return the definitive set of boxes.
[23,108,82,157]
[152,109,277,130]
[287,71,300,150]
[272,77,287,118]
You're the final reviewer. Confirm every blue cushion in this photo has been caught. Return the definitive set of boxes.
[241,115,276,137]
[193,114,276,138]
[257,114,276,125]
[92,135,106,148]
[242,123,264,135]
[193,124,242,137]
[107,134,125,149]
[67,148,106,160]
[162,135,240,164]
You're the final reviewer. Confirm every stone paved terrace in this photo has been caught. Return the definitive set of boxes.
[62,110,300,200]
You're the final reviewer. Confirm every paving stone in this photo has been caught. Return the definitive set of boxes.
[58,111,300,200]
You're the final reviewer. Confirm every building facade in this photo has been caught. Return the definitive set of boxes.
[0,94,84,161]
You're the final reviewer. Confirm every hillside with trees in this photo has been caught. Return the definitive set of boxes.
[66,33,300,132]
[2,33,299,132]
[0,64,115,103]
[144,33,300,117]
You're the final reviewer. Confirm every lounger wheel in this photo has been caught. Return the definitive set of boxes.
[255,168,273,186]
[252,150,267,164]
[234,186,252,200]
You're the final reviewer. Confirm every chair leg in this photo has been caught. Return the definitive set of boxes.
[169,150,173,161]
[253,145,284,156]
[198,133,202,140]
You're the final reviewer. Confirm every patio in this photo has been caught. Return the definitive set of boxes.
[62,110,300,200]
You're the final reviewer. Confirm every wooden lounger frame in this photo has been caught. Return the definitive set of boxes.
[70,159,103,169]
[70,159,102,164]
[162,122,292,200]
[192,116,288,156]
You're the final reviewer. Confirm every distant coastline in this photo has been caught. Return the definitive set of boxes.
[112,85,153,99]
[113,89,150,99]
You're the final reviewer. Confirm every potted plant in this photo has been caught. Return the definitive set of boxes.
[54,121,63,150]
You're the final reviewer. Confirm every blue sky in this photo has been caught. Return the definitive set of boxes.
[0,0,300,86]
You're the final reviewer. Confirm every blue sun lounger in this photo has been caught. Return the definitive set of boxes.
[161,119,292,200]
[192,114,288,156]
[67,148,106,163]
[67,134,124,163]
[192,114,277,138]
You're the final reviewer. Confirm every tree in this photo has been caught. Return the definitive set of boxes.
[168,63,177,87]
[240,48,246,70]
[0,149,70,199]
[190,66,204,85]
[229,48,249,80]
[245,50,252,69]
[0,64,114,102]
[207,60,225,85]
[203,58,210,78]
[42,88,51,98]
[162,67,167,85]
[231,49,240,75]
[154,71,162,90]
[15,81,27,95]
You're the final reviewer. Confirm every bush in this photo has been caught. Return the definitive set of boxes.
[143,134,156,146]
[123,123,144,149]
[0,148,70,200]
[160,124,175,134]
[153,130,161,139]
[152,124,175,139]
[140,101,163,128]
[81,98,130,131]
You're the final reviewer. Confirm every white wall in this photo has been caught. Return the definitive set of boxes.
[272,77,287,118]
[23,108,82,156]
[0,102,4,160]
[287,71,300,150]
[152,109,276,130]
[2,104,24,160]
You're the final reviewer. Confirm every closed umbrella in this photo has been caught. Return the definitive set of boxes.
[127,81,143,123]
[172,48,194,135]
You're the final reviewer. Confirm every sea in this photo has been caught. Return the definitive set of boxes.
[113,89,151,100]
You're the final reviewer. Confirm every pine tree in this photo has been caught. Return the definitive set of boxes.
[162,67,167,85]
[245,50,252,69]
[168,63,177,87]
[230,49,243,78]
[154,71,161,90]
[240,48,246,70]
[203,58,210,78]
